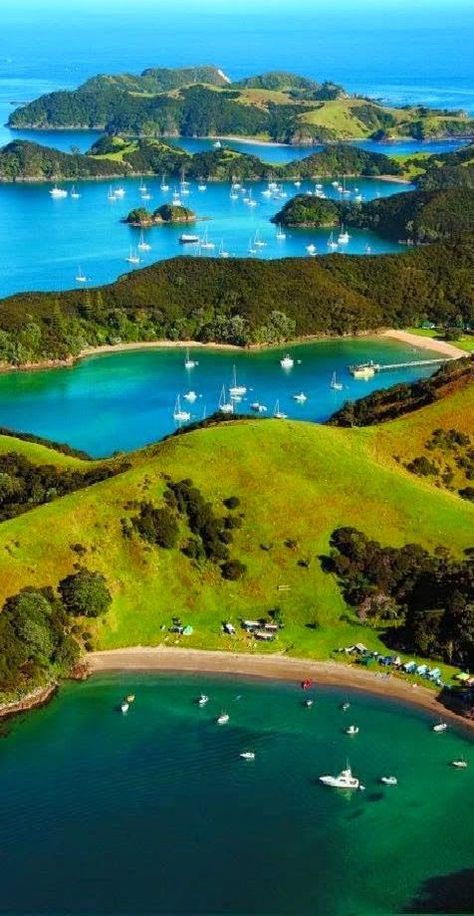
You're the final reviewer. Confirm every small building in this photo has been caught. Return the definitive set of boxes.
[254,630,275,641]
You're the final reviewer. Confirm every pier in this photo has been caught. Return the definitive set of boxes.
[349,356,455,377]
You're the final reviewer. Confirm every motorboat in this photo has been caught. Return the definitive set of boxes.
[250,402,267,413]
[240,751,255,760]
[345,725,359,735]
[280,354,294,369]
[114,187,125,198]
[432,721,448,732]
[304,699,314,708]
[120,702,130,714]
[380,776,398,785]
[451,758,468,768]
[183,390,198,403]
[293,392,307,403]
[179,233,200,244]
[319,764,361,790]
[341,702,350,712]
[197,694,209,707]
[217,712,229,725]
[50,185,68,198]
[306,243,317,255]
[125,695,136,704]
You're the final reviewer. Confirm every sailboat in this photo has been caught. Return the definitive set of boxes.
[125,247,140,264]
[253,230,266,248]
[114,186,125,198]
[306,243,317,256]
[139,179,146,193]
[200,229,215,250]
[49,185,68,199]
[138,231,151,251]
[276,223,286,240]
[327,232,338,251]
[172,188,182,205]
[107,186,116,201]
[218,385,234,414]
[229,188,239,201]
[245,189,257,208]
[198,179,207,191]
[330,372,343,391]
[229,365,247,398]
[75,266,87,283]
[173,395,191,422]
[70,186,80,199]
[273,400,287,419]
[160,174,169,192]
[248,238,258,255]
[338,225,350,245]
[184,348,197,370]
[294,178,301,188]
[218,240,230,258]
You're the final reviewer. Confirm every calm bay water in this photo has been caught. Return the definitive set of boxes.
[0,174,411,298]
[1,673,472,915]
[0,339,443,457]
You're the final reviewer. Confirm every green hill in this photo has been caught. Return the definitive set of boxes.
[8,65,474,143]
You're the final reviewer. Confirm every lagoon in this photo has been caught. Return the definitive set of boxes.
[0,338,443,457]
[1,673,472,915]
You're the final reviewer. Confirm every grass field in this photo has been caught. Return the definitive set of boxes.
[407,327,474,353]
[0,382,472,669]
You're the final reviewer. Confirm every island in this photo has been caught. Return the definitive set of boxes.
[8,65,474,144]
[123,204,196,227]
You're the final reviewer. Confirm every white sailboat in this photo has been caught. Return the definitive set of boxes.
[183,390,198,403]
[250,402,267,413]
[306,243,317,256]
[253,230,266,248]
[229,365,247,398]
[173,395,191,422]
[327,232,338,251]
[276,223,286,240]
[160,174,169,192]
[198,179,207,191]
[273,400,287,419]
[229,188,239,201]
[125,247,140,264]
[107,186,116,201]
[218,240,230,258]
[330,371,343,391]
[218,385,234,414]
[70,186,80,199]
[184,348,197,370]
[338,225,350,245]
[200,229,215,250]
[248,237,258,255]
[50,185,68,199]
[280,354,294,369]
[75,266,87,283]
[114,186,125,198]
[137,231,151,251]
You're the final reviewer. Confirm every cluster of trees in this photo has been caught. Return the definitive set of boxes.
[273,195,340,228]
[328,357,474,427]
[0,140,126,181]
[341,187,474,243]
[130,479,246,580]
[0,569,112,695]
[405,427,474,501]
[325,527,474,667]
[0,451,126,521]
[124,204,195,226]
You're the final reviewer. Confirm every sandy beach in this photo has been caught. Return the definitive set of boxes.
[381,329,466,358]
[88,647,473,733]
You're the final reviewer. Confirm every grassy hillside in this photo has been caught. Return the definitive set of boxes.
[0,406,472,660]
[8,65,474,143]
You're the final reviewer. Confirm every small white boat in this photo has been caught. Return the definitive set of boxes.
[75,266,87,283]
[273,400,287,419]
[451,758,468,768]
[327,232,338,251]
[294,179,301,187]
[345,725,359,735]
[121,702,130,714]
[173,395,191,422]
[139,179,146,193]
[365,245,372,254]
[432,721,448,733]
[184,390,198,403]
[107,186,116,201]
[138,231,151,251]
[125,247,140,264]
[293,392,307,403]
[354,193,363,203]
[229,365,247,398]
[320,764,361,790]
[253,230,266,248]
[248,238,258,255]
[179,233,200,244]
[280,354,294,369]
[250,401,267,413]
[217,712,229,725]
[114,186,125,198]
[229,189,239,201]
[160,174,169,192]
[70,186,80,199]
[276,224,286,240]
[338,226,350,245]
[380,776,398,786]
[50,185,68,199]
[197,694,209,707]
[218,240,230,259]
[341,702,350,711]
[331,180,339,188]
[218,385,234,414]
[200,229,215,250]
[240,751,255,760]
[304,699,314,708]
[184,348,197,369]
[198,181,207,191]
[213,140,222,149]
[330,372,343,391]
[126,695,136,703]
[306,243,317,256]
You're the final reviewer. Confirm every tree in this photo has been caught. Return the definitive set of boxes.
[59,568,112,618]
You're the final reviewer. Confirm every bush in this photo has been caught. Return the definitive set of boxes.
[133,502,179,548]
[59,568,112,618]
[221,559,247,580]
[223,496,240,510]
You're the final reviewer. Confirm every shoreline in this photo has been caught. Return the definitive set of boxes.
[0,328,464,376]
[0,682,57,721]
[87,647,474,734]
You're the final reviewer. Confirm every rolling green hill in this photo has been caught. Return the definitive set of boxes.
[8,65,474,143]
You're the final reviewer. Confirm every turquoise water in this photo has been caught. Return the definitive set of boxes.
[0,338,443,457]
[1,673,472,915]
[0,175,410,298]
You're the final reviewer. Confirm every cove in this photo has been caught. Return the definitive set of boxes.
[0,673,472,915]
[0,337,444,457]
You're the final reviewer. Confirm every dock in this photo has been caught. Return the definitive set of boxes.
[349,356,456,377]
